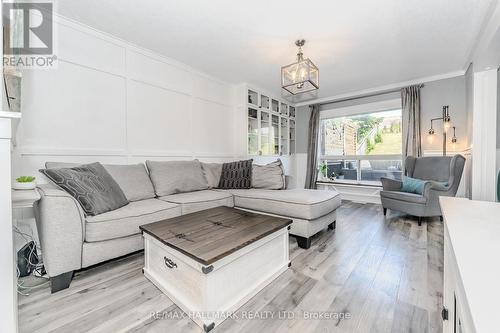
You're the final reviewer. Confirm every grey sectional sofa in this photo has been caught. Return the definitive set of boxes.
[35,161,341,292]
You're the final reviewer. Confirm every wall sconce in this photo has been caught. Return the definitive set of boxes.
[427,105,456,156]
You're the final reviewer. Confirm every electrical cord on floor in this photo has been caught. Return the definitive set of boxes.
[13,225,49,296]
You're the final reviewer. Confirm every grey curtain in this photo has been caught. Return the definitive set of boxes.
[305,104,320,189]
[401,85,422,160]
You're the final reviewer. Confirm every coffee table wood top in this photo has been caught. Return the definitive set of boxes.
[140,206,291,266]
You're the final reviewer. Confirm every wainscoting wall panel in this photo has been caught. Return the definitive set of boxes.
[57,22,127,77]
[193,74,233,105]
[126,80,192,154]
[127,50,193,95]
[13,13,240,179]
[191,98,234,155]
[19,61,127,152]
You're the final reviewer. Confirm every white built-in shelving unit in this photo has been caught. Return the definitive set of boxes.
[246,87,296,156]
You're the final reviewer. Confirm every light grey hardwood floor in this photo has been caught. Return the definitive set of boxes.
[18,202,443,333]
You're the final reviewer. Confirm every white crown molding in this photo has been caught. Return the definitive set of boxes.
[294,70,466,107]
[464,0,500,71]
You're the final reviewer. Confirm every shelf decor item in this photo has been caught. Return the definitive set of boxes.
[13,176,36,190]
[4,67,22,113]
[281,39,319,95]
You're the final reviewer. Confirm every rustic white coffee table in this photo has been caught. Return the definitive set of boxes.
[140,206,292,332]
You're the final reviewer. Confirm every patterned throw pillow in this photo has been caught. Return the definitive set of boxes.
[40,162,129,216]
[217,159,253,189]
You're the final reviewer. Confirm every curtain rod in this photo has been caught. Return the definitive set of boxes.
[319,83,424,106]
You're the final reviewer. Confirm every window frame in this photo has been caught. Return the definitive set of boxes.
[318,98,403,186]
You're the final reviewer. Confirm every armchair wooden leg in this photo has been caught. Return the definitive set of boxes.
[383,208,387,216]
[440,216,443,222]
[417,216,422,226]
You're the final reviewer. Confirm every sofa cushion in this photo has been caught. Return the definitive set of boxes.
[45,162,155,202]
[158,190,234,215]
[100,164,155,201]
[40,162,129,216]
[252,159,285,189]
[224,189,341,220]
[218,159,253,189]
[201,162,222,188]
[380,190,427,204]
[85,199,181,242]
[146,160,208,196]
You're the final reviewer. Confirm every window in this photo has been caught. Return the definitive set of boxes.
[318,108,403,186]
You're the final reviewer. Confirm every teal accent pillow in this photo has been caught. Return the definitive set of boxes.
[401,176,425,195]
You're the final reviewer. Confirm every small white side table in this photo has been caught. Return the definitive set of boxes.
[12,189,41,251]
[12,188,40,210]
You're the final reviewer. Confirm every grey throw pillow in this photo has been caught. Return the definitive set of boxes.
[40,162,129,216]
[201,162,223,188]
[252,159,286,189]
[146,160,208,196]
[45,162,156,202]
[103,164,155,201]
[218,159,253,189]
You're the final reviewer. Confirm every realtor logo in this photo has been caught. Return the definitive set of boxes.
[3,1,57,68]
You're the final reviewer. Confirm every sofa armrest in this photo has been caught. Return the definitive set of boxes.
[380,177,402,191]
[34,184,85,277]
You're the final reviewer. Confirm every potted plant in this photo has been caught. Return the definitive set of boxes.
[318,162,328,181]
[13,176,36,190]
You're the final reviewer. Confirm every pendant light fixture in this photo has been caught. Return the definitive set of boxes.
[281,39,319,95]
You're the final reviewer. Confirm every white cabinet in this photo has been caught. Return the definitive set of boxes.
[443,224,475,333]
[0,113,18,333]
[441,197,500,333]
[244,87,296,156]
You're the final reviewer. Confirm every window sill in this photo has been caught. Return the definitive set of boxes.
[316,180,382,188]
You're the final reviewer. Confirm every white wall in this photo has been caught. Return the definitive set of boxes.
[13,14,240,179]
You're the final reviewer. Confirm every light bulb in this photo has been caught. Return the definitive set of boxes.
[444,120,452,132]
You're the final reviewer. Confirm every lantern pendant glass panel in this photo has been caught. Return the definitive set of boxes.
[281,58,319,95]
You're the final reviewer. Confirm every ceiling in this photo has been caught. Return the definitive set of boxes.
[54,0,494,102]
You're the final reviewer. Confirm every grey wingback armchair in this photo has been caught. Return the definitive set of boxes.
[380,155,465,225]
